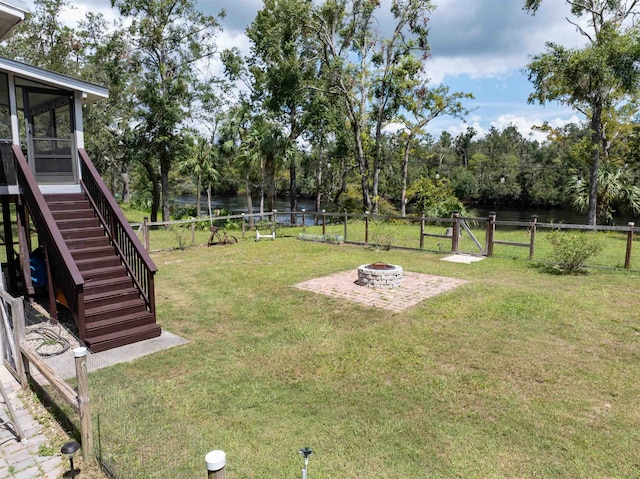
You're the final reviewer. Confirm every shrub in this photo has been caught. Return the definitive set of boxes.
[547,229,603,274]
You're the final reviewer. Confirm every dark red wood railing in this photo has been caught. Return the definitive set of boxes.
[78,149,157,314]
[12,145,87,340]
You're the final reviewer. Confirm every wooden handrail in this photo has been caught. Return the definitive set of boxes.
[12,145,85,338]
[78,149,156,314]
[78,149,157,273]
[82,187,152,307]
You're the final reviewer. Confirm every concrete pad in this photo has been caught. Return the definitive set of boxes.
[43,330,188,379]
[441,254,485,264]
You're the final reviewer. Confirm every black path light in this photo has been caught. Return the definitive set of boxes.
[299,447,313,479]
[60,441,80,478]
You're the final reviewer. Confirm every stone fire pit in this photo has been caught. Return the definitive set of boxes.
[357,262,403,289]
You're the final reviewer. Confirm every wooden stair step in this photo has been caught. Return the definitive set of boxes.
[60,226,105,240]
[85,310,155,337]
[55,217,100,230]
[47,200,91,211]
[85,298,147,322]
[65,236,110,250]
[76,255,122,271]
[81,265,128,281]
[70,245,117,260]
[83,275,133,295]
[85,287,140,308]
[52,209,96,220]
[84,323,161,353]
[44,193,87,202]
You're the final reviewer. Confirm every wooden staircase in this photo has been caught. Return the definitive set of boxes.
[45,193,161,352]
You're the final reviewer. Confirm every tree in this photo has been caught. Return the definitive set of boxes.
[397,84,472,216]
[525,0,640,225]
[246,0,315,224]
[178,134,218,218]
[567,163,640,224]
[0,0,81,73]
[111,0,223,223]
[309,0,433,213]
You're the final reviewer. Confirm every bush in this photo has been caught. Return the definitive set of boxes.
[298,233,344,244]
[547,229,603,274]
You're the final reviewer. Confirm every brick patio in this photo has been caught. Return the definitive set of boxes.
[295,269,469,312]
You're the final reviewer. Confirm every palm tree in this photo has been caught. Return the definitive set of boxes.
[178,134,218,218]
[568,163,640,225]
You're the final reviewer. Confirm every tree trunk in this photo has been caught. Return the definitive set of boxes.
[315,162,323,224]
[207,185,212,226]
[290,160,297,224]
[142,157,160,223]
[196,173,202,217]
[588,103,602,226]
[160,161,171,227]
[245,173,254,228]
[353,124,371,212]
[400,134,413,217]
[120,163,130,203]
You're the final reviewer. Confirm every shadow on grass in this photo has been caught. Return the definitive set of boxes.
[529,261,590,276]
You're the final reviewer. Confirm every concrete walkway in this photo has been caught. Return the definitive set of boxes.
[0,366,64,479]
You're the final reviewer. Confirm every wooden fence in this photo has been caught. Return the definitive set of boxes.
[132,210,639,270]
[3,289,94,461]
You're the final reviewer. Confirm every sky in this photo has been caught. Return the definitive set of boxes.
[22,0,586,142]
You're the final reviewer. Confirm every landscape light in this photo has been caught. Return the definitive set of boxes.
[435,171,440,180]
[61,441,80,479]
[499,174,505,183]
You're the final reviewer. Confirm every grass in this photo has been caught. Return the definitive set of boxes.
[83,237,640,478]
[134,214,640,272]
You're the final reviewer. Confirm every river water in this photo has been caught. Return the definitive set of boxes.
[178,195,637,226]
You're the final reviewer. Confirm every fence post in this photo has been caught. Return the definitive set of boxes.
[365,211,369,245]
[272,210,277,236]
[343,210,348,241]
[485,212,496,257]
[12,298,28,387]
[419,213,425,250]
[74,347,94,462]
[529,215,537,260]
[206,450,226,479]
[625,222,635,269]
[322,210,326,236]
[241,213,246,239]
[451,212,460,253]
[302,209,306,232]
[143,217,150,251]
[191,220,196,246]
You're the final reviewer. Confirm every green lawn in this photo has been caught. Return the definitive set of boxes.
[87,237,640,478]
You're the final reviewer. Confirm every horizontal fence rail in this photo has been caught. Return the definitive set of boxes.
[130,209,639,271]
